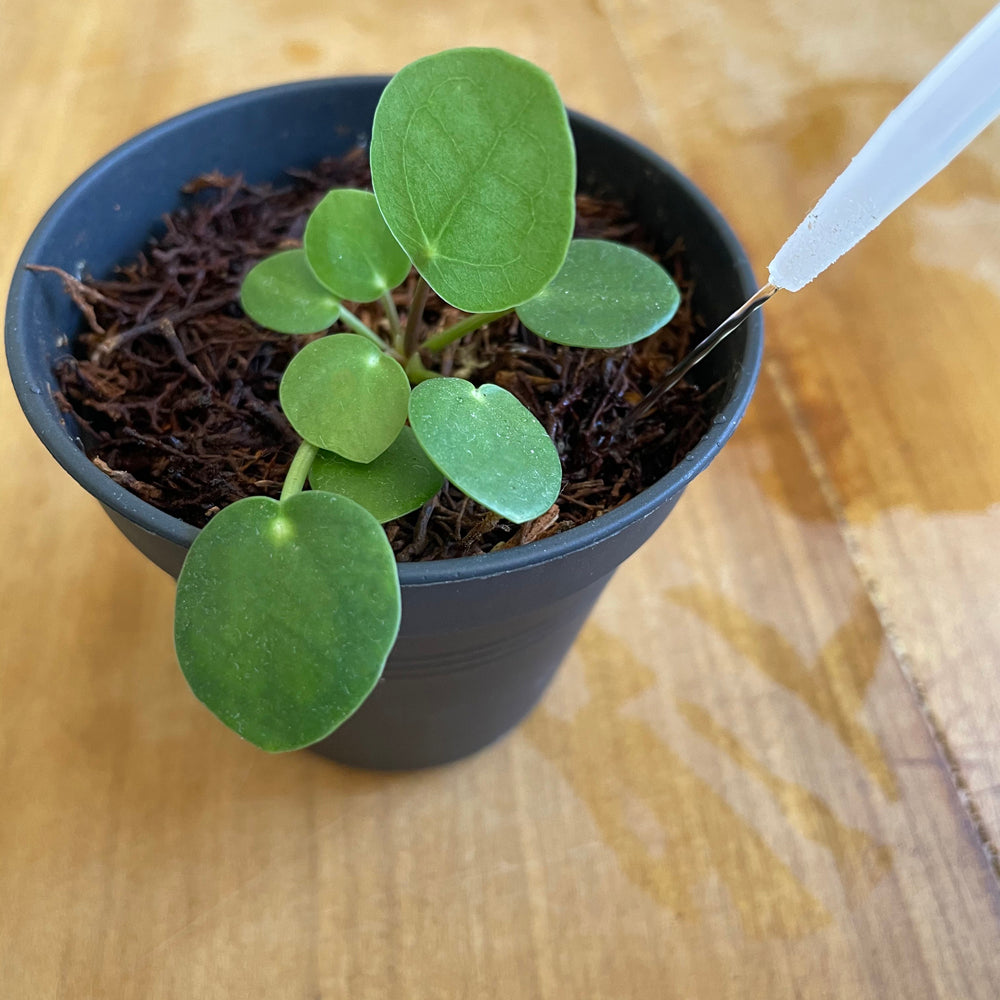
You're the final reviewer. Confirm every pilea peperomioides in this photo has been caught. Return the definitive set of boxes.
[174,47,682,751]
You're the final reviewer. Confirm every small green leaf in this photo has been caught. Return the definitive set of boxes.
[309,426,444,523]
[516,240,681,348]
[174,492,401,752]
[279,334,410,463]
[304,189,412,303]
[241,249,342,334]
[408,378,561,523]
[371,47,576,313]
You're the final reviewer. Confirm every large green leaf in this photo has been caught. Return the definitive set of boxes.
[309,426,444,523]
[279,334,410,463]
[370,47,576,313]
[240,249,342,334]
[304,189,412,303]
[516,239,681,347]
[408,378,561,523]
[174,492,401,752]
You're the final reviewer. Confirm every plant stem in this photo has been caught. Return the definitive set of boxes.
[338,306,386,351]
[422,309,512,353]
[403,277,430,358]
[280,440,319,502]
[405,355,443,383]
[381,290,404,352]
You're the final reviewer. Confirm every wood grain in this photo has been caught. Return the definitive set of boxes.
[598,0,1000,858]
[3,0,1000,996]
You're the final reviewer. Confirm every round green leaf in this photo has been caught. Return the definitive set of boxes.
[304,189,412,303]
[241,249,342,334]
[174,492,401,752]
[408,378,561,523]
[516,239,681,347]
[279,334,410,463]
[371,47,576,313]
[309,425,444,523]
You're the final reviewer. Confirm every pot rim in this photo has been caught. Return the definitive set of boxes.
[5,76,763,587]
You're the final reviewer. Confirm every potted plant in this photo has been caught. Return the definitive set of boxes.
[5,48,763,769]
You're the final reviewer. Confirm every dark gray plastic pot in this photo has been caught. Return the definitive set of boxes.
[6,78,763,770]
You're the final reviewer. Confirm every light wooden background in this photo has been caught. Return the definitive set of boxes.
[3,0,1000,996]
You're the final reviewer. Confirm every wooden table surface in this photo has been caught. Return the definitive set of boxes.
[3,0,1000,996]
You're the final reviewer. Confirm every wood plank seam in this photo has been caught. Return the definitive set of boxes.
[587,0,1000,890]
[766,353,1000,884]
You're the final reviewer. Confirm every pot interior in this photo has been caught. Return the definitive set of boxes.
[6,78,763,580]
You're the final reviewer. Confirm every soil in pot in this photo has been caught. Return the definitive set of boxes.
[42,148,723,558]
